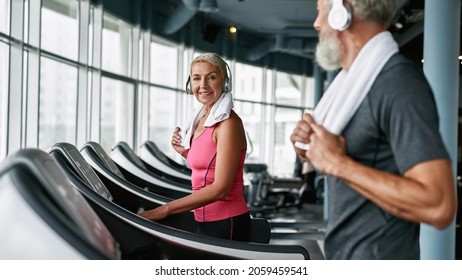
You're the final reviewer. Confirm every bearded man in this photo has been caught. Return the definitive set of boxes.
[291,0,457,259]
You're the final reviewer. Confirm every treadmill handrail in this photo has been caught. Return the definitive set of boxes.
[142,140,192,174]
[81,146,174,206]
[138,145,191,181]
[110,144,192,194]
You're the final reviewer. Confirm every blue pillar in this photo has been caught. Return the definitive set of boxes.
[421,0,460,260]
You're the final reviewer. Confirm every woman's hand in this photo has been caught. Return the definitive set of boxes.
[138,206,168,221]
[172,127,188,158]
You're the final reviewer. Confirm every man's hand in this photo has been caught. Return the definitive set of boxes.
[305,122,347,176]
[290,113,316,159]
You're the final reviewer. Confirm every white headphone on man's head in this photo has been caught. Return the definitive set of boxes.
[328,0,352,31]
[185,62,232,95]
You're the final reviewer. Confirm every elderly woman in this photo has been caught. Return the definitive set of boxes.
[139,53,250,242]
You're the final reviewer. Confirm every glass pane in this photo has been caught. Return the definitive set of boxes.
[234,101,263,162]
[0,0,9,34]
[100,77,134,152]
[265,69,273,103]
[0,42,8,159]
[41,0,79,61]
[275,71,303,106]
[88,6,94,66]
[234,62,263,102]
[102,14,132,76]
[271,107,302,177]
[39,57,78,150]
[150,38,178,87]
[148,87,178,159]
[305,76,315,109]
[263,105,273,165]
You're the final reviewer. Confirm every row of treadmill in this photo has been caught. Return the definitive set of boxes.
[0,140,316,260]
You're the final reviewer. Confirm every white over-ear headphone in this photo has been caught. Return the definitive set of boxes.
[328,0,352,31]
[186,62,232,95]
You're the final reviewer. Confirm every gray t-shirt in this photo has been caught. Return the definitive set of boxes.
[324,54,450,260]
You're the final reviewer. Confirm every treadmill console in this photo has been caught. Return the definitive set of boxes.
[82,142,126,179]
[49,142,113,201]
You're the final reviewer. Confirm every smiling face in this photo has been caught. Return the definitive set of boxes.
[190,61,225,108]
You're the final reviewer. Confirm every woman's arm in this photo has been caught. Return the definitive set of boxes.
[139,114,247,221]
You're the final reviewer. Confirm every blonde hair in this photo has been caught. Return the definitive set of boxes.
[190,52,228,80]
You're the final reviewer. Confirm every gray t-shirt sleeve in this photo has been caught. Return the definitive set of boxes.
[373,59,450,173]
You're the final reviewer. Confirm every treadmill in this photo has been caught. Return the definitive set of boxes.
[80,141,196,233]
[80,141,271,242]
[49,142,310,260]
[0,149,120,260]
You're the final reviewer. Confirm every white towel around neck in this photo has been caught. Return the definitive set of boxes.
[180,92,234,150]
[295,31,398,153]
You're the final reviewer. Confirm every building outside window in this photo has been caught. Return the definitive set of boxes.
[39,57,78,150]
[102,13,132,76]
[41,0,79,61]
[100,77,134,152]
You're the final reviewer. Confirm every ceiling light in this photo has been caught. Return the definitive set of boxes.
[199,0,219,13]
[229,25,237,34]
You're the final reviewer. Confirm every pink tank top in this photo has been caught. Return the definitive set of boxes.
[186,125,248,222]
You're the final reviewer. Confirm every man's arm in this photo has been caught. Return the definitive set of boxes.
[307,122,457,229]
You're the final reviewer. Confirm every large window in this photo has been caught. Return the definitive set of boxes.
[234,101,264,161]
[148,87,178,158]
[234,62,265,162]
[100,77,134,152]
[0,0,9,35]
[150,37,178,88]
[148,38,180,159]
[41,0,79,61]
[39,57,78,150]
[102,14,132,76]
[0,0,316,180]
[275,71,303,107]
[234,63,263,102]
[272,107,301,177]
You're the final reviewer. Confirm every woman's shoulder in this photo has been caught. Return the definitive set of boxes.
[226,110,244,125]
[215,111,244,132]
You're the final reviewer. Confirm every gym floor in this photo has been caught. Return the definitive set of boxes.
[267,203,326,260]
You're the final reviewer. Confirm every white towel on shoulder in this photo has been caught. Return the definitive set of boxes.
[180,92,234,150]
[295,31,398,151]
[315,31,398,134]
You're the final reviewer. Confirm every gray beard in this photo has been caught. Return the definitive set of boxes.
[315,34,343,71]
